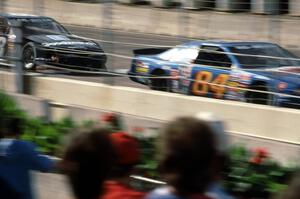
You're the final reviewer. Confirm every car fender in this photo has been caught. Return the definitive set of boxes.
[249,73,273,89]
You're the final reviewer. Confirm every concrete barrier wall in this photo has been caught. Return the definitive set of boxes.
[29,76,300,145]
[1,70,300,145]
[0,69,299,163]
[2,0,300,47]
[0,71,17,92]
[9,92,50,119]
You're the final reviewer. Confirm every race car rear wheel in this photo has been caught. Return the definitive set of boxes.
[149,70,168,91]
[246,84,273,105]
[22,43,36,71]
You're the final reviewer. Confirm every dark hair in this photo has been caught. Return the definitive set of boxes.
[109,164,136,179]
[61,127,116,199]
[275,171,300,199]
[0,117,23,138]
[158,117,217,196]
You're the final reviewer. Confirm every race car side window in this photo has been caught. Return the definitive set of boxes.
[195,46,232,68]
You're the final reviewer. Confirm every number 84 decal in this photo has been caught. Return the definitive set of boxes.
[192,71,230,98]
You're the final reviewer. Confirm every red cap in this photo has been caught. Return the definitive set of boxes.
[110,132,140,165]
[101,113,117,123]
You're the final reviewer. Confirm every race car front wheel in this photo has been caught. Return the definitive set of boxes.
[22,43,36,71]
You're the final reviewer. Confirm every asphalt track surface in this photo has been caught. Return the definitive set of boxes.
[35,25,187,89]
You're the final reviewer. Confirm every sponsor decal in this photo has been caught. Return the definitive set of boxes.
[46,35,70,41]
[170,69,180,92]
[240,73,251,82]
[227,81,239,92]
[170,69,179,80]
[278,82,288,90]
[192,71,229,98]
[135,61,149,73]
[136,67,148,73]
[179,65,192,85]
[225,81,246,101]
[42,39,95,47]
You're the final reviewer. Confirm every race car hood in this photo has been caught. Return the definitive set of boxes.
[255,66,300,84]
[25,34,102,51]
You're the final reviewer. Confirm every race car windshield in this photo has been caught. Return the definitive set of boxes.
[11,18,69,35]
[158,46,199,63]
[229,44,300,69]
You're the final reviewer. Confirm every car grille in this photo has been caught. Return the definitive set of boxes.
[49,51,106,69]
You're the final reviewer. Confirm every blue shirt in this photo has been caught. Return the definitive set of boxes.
[146,184,235,199]
[0,139,54,199]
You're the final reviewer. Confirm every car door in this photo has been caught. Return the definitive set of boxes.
[165,46,199,93]
[187,45,233,99]
[0,17,9,59]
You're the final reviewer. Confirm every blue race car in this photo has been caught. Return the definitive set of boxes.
[128,41,300,108]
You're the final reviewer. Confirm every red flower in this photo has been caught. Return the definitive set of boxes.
[132,126,145,133]
[250,147,269,164]
[101,113,117,123]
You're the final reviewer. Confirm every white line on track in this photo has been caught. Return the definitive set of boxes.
[113,68,129,73]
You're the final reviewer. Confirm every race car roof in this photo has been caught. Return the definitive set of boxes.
[0,13,49,19]
[186,40,276,47]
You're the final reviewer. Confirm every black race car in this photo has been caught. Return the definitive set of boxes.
[0,13,107,71]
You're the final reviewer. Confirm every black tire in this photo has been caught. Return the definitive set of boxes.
[149,71,168,91]
[246,84,273,105]
[22,43,36,71]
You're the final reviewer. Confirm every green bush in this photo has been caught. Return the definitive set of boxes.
[21,117,76,155]
[0,90,89,156]
[0,91,26,122]
[224,146,296,199]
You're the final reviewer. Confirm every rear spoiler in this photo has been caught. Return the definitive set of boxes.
[133,48,170,56]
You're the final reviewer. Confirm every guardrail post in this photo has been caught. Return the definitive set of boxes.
[102,1,115,85]
[0,0,6,13]
[10,21,24,93]
[33,0,44,15]
[268,16,281,44]
[178,1,189,43]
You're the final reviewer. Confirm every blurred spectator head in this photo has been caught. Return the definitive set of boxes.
[195,112,229,181]
[195,112,228,155]
[276,171,300,199]
[109,132,140,177]
[61,127,116,199]
[0,117,23,138]
[158,116,217,195]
